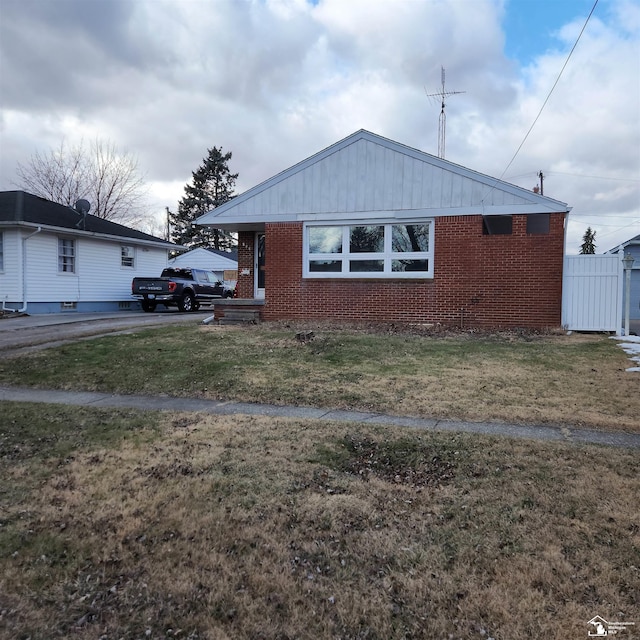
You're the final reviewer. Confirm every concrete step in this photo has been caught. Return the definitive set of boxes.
[218,309,261,324]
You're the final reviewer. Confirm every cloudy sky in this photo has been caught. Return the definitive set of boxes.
[1,0,638,254]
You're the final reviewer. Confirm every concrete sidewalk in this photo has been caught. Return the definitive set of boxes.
[2,385,639,449]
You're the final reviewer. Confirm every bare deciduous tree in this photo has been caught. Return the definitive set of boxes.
[15,139,148,225]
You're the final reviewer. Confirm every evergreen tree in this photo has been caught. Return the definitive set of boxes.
[169,146,238,250]
[579,227,596,254]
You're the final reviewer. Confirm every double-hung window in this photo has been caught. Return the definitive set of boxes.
[121,245,135,268]
[58,238,76,273]
[304,221,433,278]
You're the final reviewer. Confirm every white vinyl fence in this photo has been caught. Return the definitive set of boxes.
[562,254,622,333]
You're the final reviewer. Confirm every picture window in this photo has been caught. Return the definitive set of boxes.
[304,221,433,278]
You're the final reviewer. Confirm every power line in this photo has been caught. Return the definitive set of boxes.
[569,216,640,227]
[505,170,640,183]
[546,171,640,182]
[482,0,599,202]
[592,220,640,239]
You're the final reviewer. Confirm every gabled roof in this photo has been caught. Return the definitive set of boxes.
[170,246,238,264]
[605,233,640,253]
[0,191,175,247]
[204,248,238,262]
[197,129,570,230]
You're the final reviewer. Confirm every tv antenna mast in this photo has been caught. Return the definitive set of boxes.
[425,67,465,159]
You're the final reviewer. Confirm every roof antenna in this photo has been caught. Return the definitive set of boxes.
[425,66,465,159]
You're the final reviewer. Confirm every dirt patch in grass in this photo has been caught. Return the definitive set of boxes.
[1,403,638,639]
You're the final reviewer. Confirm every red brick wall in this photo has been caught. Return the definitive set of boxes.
[237,214,566,329]
[432,214,565,328]
[236,231,255,299]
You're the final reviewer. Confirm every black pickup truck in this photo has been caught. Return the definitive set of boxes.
[131,267,232,312]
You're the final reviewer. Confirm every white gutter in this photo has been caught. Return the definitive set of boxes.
[18,226,42,313]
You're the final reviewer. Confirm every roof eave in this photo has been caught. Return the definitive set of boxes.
[0,220,176,248]
[198,204,571,228]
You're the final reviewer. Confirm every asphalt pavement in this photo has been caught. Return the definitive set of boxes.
[0,309,214,357]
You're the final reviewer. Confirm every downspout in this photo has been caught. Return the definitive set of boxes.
[561,208,570,331]
[18,226,42,313]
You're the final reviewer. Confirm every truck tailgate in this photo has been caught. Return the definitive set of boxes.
[132,278,170,293]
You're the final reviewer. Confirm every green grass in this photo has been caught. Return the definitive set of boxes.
[0,324,636,430]
[0,402,160,460]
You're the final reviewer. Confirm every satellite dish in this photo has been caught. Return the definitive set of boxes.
[75,199,91,215]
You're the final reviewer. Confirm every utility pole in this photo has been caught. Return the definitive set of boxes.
[425,67,465,159]
[538,170,544,195]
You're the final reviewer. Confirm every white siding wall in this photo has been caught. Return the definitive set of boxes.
[21,231,169,303]
[0,229,22,301]
[620,246,640,321]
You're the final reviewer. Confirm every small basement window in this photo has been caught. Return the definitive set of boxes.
[526,214,550,234]
[483,216,512,235]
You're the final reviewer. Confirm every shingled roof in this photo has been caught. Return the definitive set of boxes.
[0,191,174,247]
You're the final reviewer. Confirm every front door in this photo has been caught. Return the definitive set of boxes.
[255,232,265,299]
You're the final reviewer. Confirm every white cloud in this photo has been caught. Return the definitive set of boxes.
[0,0,637,252]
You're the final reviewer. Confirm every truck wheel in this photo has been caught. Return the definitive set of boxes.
[141,300,157,312]
[179,292,195,312]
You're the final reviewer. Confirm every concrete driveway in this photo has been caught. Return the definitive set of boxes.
[0,309,215,357]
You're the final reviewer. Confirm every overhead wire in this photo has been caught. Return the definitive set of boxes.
[481,0,600,203]
[506,171,640,183]
[546,171,639,182]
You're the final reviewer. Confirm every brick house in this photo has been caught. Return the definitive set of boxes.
[197,130,571,328]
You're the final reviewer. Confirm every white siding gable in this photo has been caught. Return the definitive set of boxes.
[197,130,569,229]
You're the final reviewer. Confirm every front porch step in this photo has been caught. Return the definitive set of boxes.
[218,309,261,324]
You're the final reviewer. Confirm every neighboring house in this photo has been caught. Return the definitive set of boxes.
[0,190,175,314]
[196,130,571,329]
[168,247,238,289]
[606,234,640,332]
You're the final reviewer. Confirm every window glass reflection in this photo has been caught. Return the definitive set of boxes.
[309,227,342,253]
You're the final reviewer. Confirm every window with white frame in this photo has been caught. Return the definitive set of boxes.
[304,221,433,278]
[0,232,3,271]
[121,245,135,268]
[58,238,76,273]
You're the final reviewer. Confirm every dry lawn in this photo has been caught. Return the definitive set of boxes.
[0,324,637,432]
[1,403,638,639]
